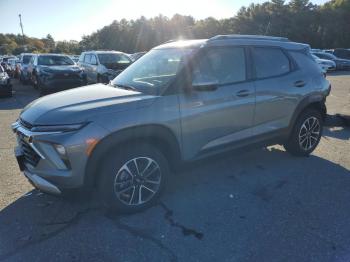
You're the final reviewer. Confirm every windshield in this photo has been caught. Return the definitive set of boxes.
[23,55,32,64]
[112,48,194,95]
[98,53,131,65]
[38,55,74,66]
[316,52,336,60]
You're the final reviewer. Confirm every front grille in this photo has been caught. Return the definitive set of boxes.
[17,132,40,167]
[20,118,33,130]
[53,73,80,80]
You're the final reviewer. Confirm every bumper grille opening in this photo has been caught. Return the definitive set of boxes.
[18,134,40,167]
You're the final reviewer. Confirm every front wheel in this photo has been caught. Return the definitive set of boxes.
[284,109,323,156]
[98,143,169,213]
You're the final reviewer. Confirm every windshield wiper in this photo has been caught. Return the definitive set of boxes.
[111,83,139,92]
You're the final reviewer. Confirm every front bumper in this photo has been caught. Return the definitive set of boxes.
[11,120,109,192]
[25,170,62,194]
[336,63,350,70]
[39,77,86,90]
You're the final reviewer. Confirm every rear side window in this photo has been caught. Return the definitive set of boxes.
[252,47,290,79]
[84,54,91,63]
[90,55,97,65]
[192,47,246,85]
[78,54,84,62]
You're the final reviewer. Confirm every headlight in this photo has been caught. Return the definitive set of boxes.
[106,69,117,76]
[31,123,88,132]
[39,68,54,75]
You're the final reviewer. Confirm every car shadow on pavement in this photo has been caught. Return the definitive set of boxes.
[0,81,39,111]
[1,144,350,261]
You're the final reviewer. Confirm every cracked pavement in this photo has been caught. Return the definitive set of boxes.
[0,74,349,262]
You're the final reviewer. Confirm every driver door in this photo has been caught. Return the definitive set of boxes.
[178,46,256,160]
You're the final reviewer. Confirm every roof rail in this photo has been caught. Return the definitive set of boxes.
[161,39,180,45]
[209,34,289,42]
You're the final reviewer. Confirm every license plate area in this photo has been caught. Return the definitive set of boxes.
[15,147,25,171]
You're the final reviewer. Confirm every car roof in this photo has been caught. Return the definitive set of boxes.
[83,50,126,54]
[36,53,70,57]
[154,35,309,51]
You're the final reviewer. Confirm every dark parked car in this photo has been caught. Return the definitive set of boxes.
[18,53,34,84]
[0,65,12,97]
[333,48,350,60]
[312,52,350,70]
[27,54,87,95]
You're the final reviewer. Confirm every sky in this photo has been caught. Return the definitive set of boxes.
[0,0,330,41]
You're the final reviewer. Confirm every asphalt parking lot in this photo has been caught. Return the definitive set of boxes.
[0,75,349,262]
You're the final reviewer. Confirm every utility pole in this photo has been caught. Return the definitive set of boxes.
[18,14,27,51]
[19,14,25,41]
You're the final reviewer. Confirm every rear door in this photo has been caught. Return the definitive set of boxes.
[251,47,304,136]
[82,54,92,83]
[179,46,256,159]
[90,54,98,83]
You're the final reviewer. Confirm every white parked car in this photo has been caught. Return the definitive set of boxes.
[312,54,336,72]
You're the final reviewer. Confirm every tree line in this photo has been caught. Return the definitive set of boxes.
[0,0,349,55]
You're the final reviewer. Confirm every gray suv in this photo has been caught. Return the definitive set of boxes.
[12,35,330,213]
[78,51,132,84]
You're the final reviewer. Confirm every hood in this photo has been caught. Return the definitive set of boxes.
[335,58,350,63]
[20,84,156,126]
[317,58,335,65]
[103,62,130,71]
[39,65,82,73]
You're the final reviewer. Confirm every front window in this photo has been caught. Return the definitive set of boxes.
[112,48,194,95]
[316,53,336,60]
[98,53,131,65]
[38,55,74,66]
[23,55,32,64]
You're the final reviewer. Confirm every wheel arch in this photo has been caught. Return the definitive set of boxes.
[287,95,326,137]
[84,124,182,188]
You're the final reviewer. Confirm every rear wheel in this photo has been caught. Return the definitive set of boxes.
[98,143,169,213]
[284,109,323,156]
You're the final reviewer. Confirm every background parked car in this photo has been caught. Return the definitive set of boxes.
[70,55,80,63]
[18,53,34,84]
[129,51,147,62]
[78,51,132,84]
[332,48,350,60]
[27,54,87,95]
[312,51,350,70]
[7,58,18,78]
[311,54,336,72]
[0,65,12,97]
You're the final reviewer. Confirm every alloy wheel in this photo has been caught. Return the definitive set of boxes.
[298,116,321,151]
[114,157,161,206]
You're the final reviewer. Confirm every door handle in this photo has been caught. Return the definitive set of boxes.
[294,80,305,87]
[236,90,250,97]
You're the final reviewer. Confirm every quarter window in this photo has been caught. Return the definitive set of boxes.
[192,47,246,85]
[252,47,291,78]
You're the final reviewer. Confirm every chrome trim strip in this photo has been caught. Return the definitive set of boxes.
[11,120,62,160]
[24,171,61,195]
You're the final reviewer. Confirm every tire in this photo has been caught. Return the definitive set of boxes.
[97,75,102,83]
[97,143,169,213]
[32,74,38,89]
[284,109,323,156]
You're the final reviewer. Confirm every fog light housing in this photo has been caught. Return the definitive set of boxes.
[54,144,66,156]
